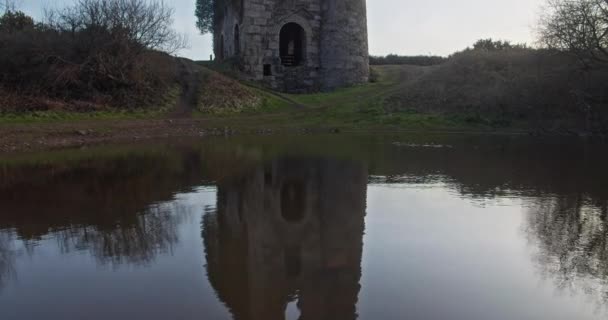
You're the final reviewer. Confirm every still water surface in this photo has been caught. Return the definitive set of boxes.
[0,134,607,320]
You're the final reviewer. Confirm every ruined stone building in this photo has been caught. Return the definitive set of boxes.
[214,0,370,92]
[203,157,367,319]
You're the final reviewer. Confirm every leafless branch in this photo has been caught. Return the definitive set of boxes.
[46,0,188,52]
[539,0,608,65]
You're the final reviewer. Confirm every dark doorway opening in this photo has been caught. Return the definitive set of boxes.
[279,23,305,67]
[234,24,240,55]
[263,64,272,76]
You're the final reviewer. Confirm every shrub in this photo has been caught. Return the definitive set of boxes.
[538,0,608,66]
[470,39,528,51]
[385,47,608,133]
[0,10,34,33]
[0,0,186,112]
[369,54,446,66]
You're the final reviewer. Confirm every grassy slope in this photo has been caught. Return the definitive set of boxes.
[0,63,526,133]
[0,85,181,124]
[198,65,504,132]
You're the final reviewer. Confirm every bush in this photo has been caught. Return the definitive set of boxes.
[0,10,34,33]
[470,39,528,51]
[538,0,608,66]
[0,1,185,112]
[385,47,608,133]
[369,54,446,66]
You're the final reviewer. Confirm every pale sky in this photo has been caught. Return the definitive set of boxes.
[17,0,544,59]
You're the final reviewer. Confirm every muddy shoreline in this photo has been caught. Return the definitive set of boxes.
[0,118,349,154]
[3,116,605,155]
[0,119,223,154]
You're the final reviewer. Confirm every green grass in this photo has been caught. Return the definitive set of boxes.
[254,91,293,113]
[249,66,491,131]
[183,65,499,133]
[188,63,482,131]
[0,65,520,133]
[286,66,402,108]
[0,109,168,124]
[0,85,181,124]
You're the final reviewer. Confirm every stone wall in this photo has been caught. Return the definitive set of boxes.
[320,0,370,90]
[214,2,235,59]
[214,0,369,93]
[241,0,323,92]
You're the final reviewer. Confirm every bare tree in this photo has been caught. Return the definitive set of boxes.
[539,0,608,65]
[1,0,17,13]
[1,0,187,110]
[47,0,187,53]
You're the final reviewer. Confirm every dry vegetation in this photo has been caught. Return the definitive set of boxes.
[0,0,265,116]
[1,0,607,138]
[0,0,183,112]
[384,44,608,134]
[369,54,446,66]
[197,71,262,114]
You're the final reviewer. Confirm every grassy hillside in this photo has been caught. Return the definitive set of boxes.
[2,49,607,138]
[384,49,608,133]
[0,5,281,118]
[0,58,285,123]
[241,49,606,135]
[2,4,607,139]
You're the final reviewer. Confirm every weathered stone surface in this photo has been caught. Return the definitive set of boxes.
[214,0,369,93]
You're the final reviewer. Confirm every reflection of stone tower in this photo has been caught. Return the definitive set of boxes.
[214,0,369,92]
[203,157,367,320]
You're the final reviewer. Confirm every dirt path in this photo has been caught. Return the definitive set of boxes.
[170,59,202,118]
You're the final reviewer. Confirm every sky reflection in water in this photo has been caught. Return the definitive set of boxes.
[0,134,607,320]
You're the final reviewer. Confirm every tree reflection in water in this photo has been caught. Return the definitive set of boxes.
[203,157,368,320]
[1,135,608,315]
[527,195,608,304]
[0,202,190,289]
[0,148,208,285]
[51,203,185,266]
[0,231,17,291]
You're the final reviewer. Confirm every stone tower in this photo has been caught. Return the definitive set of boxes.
[203,157,367,319]
[214,0,370,93]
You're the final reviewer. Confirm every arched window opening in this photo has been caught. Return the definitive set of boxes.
[280,23,305,67]
[234,24,240,55]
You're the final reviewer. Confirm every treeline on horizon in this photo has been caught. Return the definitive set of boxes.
[370,39,531,66]
[369,54,447,66]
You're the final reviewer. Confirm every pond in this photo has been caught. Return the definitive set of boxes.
[0,134,607,320]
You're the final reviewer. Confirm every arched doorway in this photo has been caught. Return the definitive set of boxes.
[280,23,305,67]
[234,24,240,55]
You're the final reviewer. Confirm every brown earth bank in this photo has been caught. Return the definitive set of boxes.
[0,118,346,154]
[0,117,566,155]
